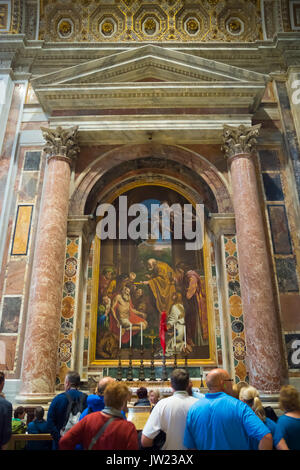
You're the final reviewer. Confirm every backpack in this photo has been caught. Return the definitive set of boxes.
[60,392,86,437]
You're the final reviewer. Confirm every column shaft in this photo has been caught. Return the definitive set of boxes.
[224,125,286,393]
[17,126,79,403]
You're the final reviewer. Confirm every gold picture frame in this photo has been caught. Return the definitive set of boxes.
[89,180,217,368]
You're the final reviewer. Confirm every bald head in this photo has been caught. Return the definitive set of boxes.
[97,376,115,395]
[206,369,233,395]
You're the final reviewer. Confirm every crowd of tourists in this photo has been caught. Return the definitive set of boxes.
[1,368,300,451]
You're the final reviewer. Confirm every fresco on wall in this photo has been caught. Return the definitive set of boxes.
[94,185,211,363]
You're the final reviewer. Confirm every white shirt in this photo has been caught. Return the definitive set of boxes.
[142,391,199,450]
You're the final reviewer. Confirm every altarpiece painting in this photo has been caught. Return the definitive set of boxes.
[90,184,215,366]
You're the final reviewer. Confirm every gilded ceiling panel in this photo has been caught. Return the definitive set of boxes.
[38,0,264,42]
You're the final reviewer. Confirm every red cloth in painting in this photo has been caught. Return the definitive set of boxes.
[110,298,144,344]
[159,311,167,355]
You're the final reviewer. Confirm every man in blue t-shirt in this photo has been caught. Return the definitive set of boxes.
[184,369,273,450]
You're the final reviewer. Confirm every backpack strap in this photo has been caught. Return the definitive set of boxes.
[88,416,116,450]
[62,392,73,428]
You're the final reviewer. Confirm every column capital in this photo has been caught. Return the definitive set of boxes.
[41,125,80,162]
[222,124,261,161]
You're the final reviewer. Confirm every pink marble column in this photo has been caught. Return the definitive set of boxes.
[223,124,286,394]
[17,126,79,403]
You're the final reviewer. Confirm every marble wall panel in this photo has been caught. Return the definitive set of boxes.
[262,173,284,201]
[0,296,21,334]
[275,82,300,202]
[0,144,44,378]
[18,173,39,201]
[23,151,41,172]
[267,204,293,255]
[11,205,33,256]
[0,83,26,216]
[5,258,26,296]
[275,258,299,292]
[0,335,17,371]
[280,294,300,330]
[259,149,281,171]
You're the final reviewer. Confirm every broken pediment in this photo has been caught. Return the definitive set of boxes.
[31,44,269,114]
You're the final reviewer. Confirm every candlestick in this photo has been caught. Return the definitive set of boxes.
[184,350,188,371]
[127,347,133,381]
[117,350,122,381]
[162,354,168,382]
[119,326,122,349]
[129,323,132,348]
[200,367,204,388]
[141,322,143,346]
[150,337,156,381]
[184,323,186,349]
[139,344,145,381]
[173,349,177,370]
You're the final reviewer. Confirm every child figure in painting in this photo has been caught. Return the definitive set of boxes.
[165,292,187,355]
[98,295,111,329]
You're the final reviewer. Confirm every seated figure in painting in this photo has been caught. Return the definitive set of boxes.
[165,292,187,355]
[110,285,148,346]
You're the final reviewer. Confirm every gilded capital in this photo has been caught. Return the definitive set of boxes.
[222,124,261,160]
[41,126,80,161]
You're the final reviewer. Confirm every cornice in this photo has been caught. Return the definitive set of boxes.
[1,33,300,74]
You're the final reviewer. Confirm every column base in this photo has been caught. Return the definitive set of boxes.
[260,393,280,408]
[15,393,55,405]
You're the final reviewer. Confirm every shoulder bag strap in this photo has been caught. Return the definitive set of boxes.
[88,416,116,450]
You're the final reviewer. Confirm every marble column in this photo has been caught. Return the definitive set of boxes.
[223,124,286,394]
[16,126,79,404]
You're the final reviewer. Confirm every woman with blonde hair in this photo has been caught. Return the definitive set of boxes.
[149,389,160,407]
[274,385,300,450]
[239,385,288,450]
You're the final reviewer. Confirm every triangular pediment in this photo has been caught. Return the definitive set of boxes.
[32,44,268,86]
[31,45,269,114]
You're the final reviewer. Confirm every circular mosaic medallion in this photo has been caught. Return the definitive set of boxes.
[64,281,76,295]
[226,256,239,277]
[65,257,77,277]
[61,320,73,336]
[59,339,72,362]
[232,320,244,334]
[233,337,246,361]
[229,295,243,317]
[61,296,74,319]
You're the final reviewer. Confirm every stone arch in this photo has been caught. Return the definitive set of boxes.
[70,143,232,215]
